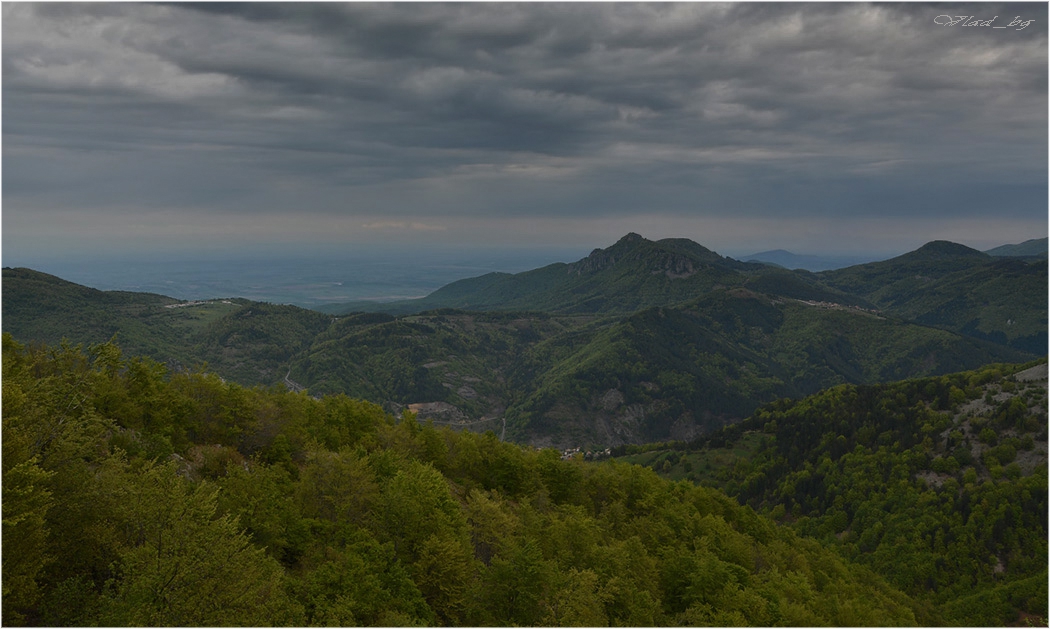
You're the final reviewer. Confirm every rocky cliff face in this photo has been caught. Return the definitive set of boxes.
[567,232,711,279]
[567,232,645,275]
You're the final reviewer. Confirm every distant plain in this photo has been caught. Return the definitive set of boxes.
[10,247,591,308]
[10,245,891,309]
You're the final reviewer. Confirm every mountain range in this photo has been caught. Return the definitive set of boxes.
[984,237,1049,259]
[3,233,1045,448]
[738,237,1048,272]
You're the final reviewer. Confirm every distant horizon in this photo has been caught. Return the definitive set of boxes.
[6,232,1043,309]
[4,230,1040,269]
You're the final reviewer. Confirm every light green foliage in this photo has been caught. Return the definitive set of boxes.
[5,336,1008,626]
[287,529,434,626]
[544,568,610,626]
[2,455,54,625]
[297,448,378,525]
[217,461,308,566]
[372,459,467,563]
[95,459,292,626]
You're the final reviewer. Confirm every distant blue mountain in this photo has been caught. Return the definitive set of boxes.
[984,238,1048,258]
[738,249,880,272]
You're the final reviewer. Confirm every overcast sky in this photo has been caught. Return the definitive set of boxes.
[3,2,1047,261]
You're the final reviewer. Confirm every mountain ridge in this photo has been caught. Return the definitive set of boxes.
[985,237,1048,258]
[317,234,1046,354]
[4,244,1039,449]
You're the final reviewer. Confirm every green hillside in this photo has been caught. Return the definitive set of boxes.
[616,361,1049,625]
[320,235,1045,358]
[502,290,1028,447]
[321,233,762,315]
[818,241,992,302]
[986,237,1048,258]
[1,267,328,387]
[820,243,1047,353]
[2,267,175,349]
[4,336,924,626]
[288,289,1028,448]
[3,253,1037,449]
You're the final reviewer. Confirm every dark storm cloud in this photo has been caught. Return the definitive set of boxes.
[3,2,1046,255]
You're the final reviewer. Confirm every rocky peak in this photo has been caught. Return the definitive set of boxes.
[570,233,651,275]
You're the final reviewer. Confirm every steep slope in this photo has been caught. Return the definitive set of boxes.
[820,245,1047,353]
[325,233,760,315]
[504,289,1028,447]
[4,336,925,626]
[617,362,1048,626]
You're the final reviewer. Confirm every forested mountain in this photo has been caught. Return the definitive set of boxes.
[3,261,1033,448]
[819,242,1047,353]
[2,267,193,360]
[318,232,859,315]
[320,233,1046,353]
[616,360,1048,625]
[985,237,1048,259]
[4,336,926,626]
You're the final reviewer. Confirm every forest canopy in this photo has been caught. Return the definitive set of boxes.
[2,334,931,626]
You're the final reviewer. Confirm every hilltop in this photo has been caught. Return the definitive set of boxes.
[320,233,1045,354]
[985,237,1048,259]
[321,233,764,315]
[819,243,1046,353]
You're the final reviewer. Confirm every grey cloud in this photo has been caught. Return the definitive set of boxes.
[3,2,1046,256]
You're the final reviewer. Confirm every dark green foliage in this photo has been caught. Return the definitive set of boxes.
[984,237,1048,258]
[1,268,179,347]
[4,231,1040,450]
[4,336,927,626]
[1,267,330,388]
[620,361,1049,625]
[344,233,747,316]
[194,302,333,384]
[323,235,1045,359]
[503,291,1025,446]
[820,246,1047,354]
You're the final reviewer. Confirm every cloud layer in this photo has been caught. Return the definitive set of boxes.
[3,2,1046,257]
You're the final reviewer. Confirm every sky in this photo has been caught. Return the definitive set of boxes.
[3,2,1047,263]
